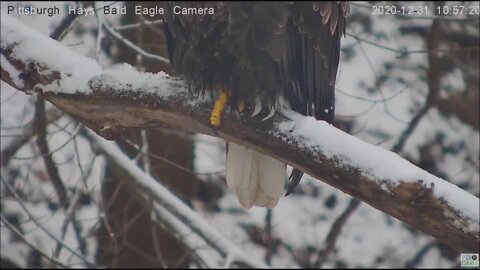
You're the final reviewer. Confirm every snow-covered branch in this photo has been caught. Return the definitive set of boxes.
[1,14,479,252]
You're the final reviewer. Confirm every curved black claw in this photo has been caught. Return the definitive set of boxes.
[285,168,304,196]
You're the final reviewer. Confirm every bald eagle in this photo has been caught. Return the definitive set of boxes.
[162,2,349,208]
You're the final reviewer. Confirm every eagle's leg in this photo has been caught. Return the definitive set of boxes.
[210,92,228,133]
[210,92,248,131]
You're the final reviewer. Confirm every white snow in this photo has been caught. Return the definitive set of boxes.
[95,63,184,98]
[1,13,191,102]
[0,54,25,88]
[1,12,102,94]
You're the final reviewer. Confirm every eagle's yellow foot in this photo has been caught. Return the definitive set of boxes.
[210,93,228,133]
[210,94,247,133]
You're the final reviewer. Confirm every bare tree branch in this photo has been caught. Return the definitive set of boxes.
[314,199,362,268]
[88,132,269,268]
[0,215,68,268]
[1,13,479,253]
[100,155,217,267]
[1,107,64,166]
[34,98,69,208]
[114,19,163,31]
[393,4,443,154]
[1,177,97,268]
[102,21,170,65]
[405,240,439,268]
[53,187,86,259]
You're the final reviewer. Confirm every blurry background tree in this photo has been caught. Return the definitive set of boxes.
[95,2,195,267]
[1,1,478,268]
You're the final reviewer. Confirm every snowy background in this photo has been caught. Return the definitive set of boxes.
[1,1,479,268]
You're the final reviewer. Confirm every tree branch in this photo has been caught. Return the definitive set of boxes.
[314,199,362,268]
[88,132,269,268]
[0,106,64,166]
[1,13,478,252]
[0,215,68,268]
[392,11,442,153]
[34,98,69,208]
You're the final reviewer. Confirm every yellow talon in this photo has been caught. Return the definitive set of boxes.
[210,93,228,127]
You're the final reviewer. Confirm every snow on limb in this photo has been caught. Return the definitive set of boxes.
[276,111,479,235]
[1,13,479,252]
[277,111,480,222]
[0,12,102,94]
[89,133,269,268]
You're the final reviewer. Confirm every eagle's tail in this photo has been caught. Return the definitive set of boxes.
[226,142,286,209]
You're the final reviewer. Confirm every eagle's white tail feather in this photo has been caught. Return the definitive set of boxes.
[226,142,286,209]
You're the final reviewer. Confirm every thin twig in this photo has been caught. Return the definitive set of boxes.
[89,132,269,268]
[102,21,170,65]
[114,19,163,31]
[314,199,361,268]
[346,32,477,55]
[120,136,224,176]
[53,188,86,259]
[405,240,439,268]
[1,177,97,267]
[150,204,217,268]
[12,124,81,161]
[353,36,406,124]
[1,107,63,166]
[102,164,213,267]
[336,85,409,104]
[149,213,168,268]
[0,215,69,268]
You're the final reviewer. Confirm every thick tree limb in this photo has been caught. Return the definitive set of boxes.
[1,14,479,252]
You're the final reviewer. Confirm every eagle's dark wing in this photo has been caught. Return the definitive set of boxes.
[284,2,349,195]
[286,2,348,122]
